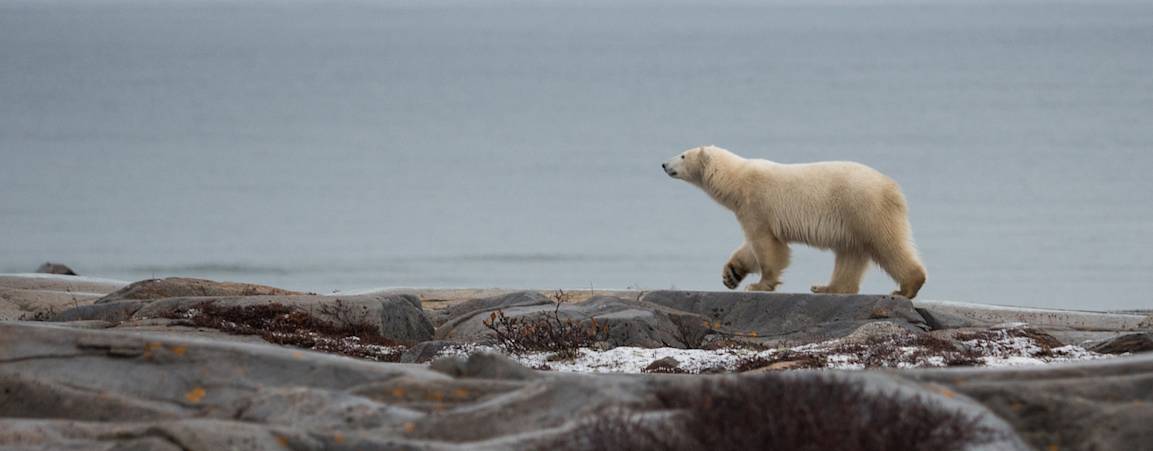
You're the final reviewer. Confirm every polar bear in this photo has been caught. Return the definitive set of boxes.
[662,145,926,299]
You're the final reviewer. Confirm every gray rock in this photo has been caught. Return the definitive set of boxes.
[916,306,994,330]
[641,290,928,345]
[431,353,540,381]
[49,300,148,322]
[436,291,935,349]
[843,321,918,343]
[907,353,1153,451]
[916,299,1150,331]
[0,322,645,449]
[96,277,303,303]
[1088,332,1153,354]
[35,262,78,275]
[0,274,126,321]
[433,290,553,329]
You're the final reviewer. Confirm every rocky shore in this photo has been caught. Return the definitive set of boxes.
[2,272,1151,450]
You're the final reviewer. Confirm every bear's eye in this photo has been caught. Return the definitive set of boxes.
[681,155,685,159]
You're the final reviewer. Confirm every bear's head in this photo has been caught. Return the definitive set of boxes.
[662,146,714,184]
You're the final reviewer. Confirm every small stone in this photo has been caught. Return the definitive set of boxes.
[643,356,682,373]
[35,262,77,276]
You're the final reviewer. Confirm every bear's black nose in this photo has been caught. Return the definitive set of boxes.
[661,163,667,169]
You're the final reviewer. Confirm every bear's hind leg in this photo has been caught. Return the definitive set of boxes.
[811,251,869,294]
[746,236,790,292]
[722,241,759,289]
[870,242,927,299]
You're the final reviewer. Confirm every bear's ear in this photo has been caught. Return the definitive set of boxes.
[696,147,710,165]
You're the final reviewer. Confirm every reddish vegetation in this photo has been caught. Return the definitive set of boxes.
[175,301,406,362]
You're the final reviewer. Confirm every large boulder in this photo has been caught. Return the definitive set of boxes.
[96,277,302,303]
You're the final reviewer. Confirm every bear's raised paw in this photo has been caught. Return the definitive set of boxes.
[722,264,746,290]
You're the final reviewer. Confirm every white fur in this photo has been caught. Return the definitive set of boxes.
[665,145,927,298]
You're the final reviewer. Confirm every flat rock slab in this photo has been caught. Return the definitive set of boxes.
[641,290,929,345]
[0,322,1033,451]
[0,274,129,321]
[916,300,1152,331]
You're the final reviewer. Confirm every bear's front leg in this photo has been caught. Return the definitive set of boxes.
[722,241,758,289]
[745,236,790,292]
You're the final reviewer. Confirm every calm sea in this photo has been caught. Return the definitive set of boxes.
[2,0,1152,309]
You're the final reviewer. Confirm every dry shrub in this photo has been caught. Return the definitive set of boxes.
[552,376,1000,451]
[482,296,609,359]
